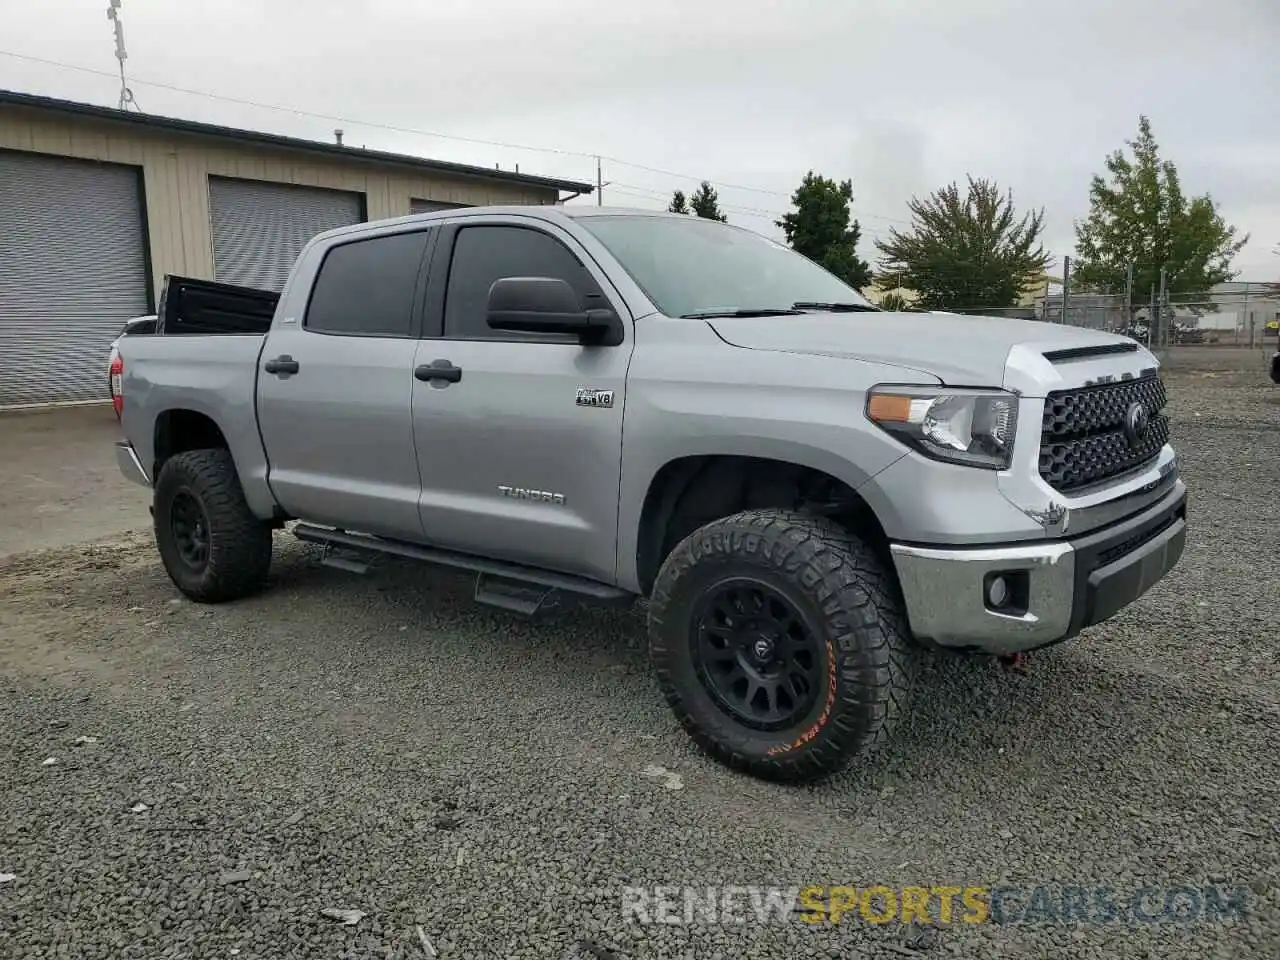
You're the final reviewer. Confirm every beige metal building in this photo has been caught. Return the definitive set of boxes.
[0,89,593,407]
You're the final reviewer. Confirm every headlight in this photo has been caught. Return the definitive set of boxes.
[866,386,1019,470]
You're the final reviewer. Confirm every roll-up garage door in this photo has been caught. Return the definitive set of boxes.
[0,150,151,407]
[209,177,364,292]
[410,198,469,214]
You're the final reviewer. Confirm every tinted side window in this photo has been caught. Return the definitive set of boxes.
[443,225,600,340]
[304,230,430,337]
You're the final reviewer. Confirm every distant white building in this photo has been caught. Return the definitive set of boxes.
[1179,282,1280,338]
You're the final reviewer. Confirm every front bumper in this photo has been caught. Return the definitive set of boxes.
[115,441,151,488]
[889,481,1187,655]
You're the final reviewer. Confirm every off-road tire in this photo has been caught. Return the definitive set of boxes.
[647,508,915,782]
[153,448,273,603]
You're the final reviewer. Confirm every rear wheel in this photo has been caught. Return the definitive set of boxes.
[647,509,915,782]
[153,449,273,602]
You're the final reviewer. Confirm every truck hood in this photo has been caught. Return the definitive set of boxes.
[707,311,1136,387]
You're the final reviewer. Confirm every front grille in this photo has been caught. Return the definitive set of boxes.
[1039,374,1169,493]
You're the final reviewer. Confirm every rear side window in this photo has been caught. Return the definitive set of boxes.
[304,230,431,337]
[443,225,602,340]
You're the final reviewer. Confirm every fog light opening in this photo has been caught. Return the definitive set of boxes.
[984,570,1030,615]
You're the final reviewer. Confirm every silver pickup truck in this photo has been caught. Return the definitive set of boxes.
[111,206,1187,782]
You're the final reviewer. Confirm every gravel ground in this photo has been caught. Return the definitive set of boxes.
[1,348,1278,959]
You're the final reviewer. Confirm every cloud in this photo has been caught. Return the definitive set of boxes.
[2,0,1278,277]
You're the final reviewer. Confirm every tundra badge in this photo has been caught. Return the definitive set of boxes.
[498,485,566,505]
[575,387,614,408]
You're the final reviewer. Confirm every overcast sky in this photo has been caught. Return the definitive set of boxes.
[3,0,1278,280]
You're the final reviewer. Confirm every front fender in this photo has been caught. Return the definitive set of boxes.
[614,319,933,592]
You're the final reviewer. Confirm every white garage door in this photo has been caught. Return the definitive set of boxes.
[0,151,151,407]
[209,177,364,292]
[410,198,469,214]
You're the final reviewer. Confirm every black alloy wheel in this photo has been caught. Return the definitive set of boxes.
[691,578,823,731]
[152,448,273,603]
[169,489,211,570]
[647,508,917,782]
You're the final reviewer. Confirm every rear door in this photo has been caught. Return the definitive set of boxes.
[255,226,437,539]
[410,215,633,584]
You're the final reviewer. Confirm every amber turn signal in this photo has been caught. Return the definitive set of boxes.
[867,393,913,423]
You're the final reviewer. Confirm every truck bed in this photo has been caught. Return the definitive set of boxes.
[156,275,280,336]
[115,327,277,515]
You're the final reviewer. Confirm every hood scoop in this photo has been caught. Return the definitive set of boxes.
[1041,342,1139,364]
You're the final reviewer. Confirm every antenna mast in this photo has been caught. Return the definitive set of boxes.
[106,0,138,111]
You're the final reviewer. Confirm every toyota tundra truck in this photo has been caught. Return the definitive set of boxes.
[110,206,1188,783]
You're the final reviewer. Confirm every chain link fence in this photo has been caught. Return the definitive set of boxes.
[944,282,1280,350]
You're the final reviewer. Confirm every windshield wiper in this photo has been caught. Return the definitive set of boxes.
[679,308,807,318]
[791,301,881,313]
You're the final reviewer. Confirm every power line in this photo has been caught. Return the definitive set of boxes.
[606,157,800,200]
[0,48,595,159]
[607,163,913,226]
[608,182,785,219]
[0,47,915,226]
[611,162,914,225]
[603,186,900,253]
[608,181,900,237]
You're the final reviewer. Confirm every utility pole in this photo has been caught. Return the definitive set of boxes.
[1158,265,1168,348]
[596,156,602,206]
[1124,262,1134,331]
[1150,284,1158,349]
[1243,281,1253,349]
[1060,256,1071,325]
[106,1,137,112]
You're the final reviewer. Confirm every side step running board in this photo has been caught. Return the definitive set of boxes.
[473,573,563,617]
[293,523,634,615]
[319,549,372,574]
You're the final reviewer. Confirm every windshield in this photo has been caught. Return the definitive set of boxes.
[576,214,877,318]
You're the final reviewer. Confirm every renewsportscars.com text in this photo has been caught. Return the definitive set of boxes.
[621,884,1252,926]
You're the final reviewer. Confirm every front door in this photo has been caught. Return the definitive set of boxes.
[411,217,633,585]
[256,226,436,539]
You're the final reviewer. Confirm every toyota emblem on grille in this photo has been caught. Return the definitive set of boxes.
[1124,401,1150,446]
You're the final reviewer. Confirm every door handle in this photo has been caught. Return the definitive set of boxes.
[264,355,300,376]
[415,359,462,384]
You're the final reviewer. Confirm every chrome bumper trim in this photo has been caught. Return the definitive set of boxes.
[890,541,1075,654]
[114,441,151,488]
[890,482,1187,655]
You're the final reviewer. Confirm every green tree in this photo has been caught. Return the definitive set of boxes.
[775,171,872,290]
[689,181,728,221]
[668,190,690,215]
[1073,115,1247,312]
[874,176,1051,311]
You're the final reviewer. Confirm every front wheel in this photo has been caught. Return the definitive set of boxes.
[647,509,916,783]
[153,448,273,603]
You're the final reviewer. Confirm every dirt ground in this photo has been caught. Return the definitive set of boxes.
[0,404,153,559]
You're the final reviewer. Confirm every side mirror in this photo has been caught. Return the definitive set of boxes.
[486,277,621,345]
